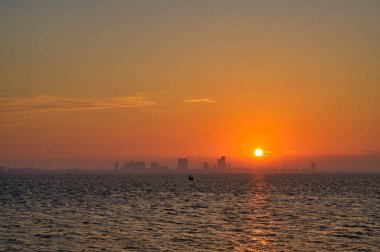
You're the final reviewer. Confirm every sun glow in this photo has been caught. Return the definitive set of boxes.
[254,148,264,157]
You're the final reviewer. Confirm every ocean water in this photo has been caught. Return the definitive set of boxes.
[0,173,379,251]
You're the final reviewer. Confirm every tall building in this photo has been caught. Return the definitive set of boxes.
[311,162,316,172]
[202,162,210,171]
[217,156,227,170]
[114,162,119,171]
[151,162,159,172]
[133,162,146,169]
[178,158,188,171]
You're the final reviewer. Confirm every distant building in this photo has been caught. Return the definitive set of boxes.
[178,158,188,171]
[123,161,146,170]
[114,162,119,171]
[0,166,4,173]
[311,162,316,172]
[202,162,210,171]
[160,165,170,172]
[151,162,159,172]
[217,156,227,170]
[133,162,146,169]
[7,167,39,173]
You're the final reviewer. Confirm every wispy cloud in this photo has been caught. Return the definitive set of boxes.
[0,94,156,113]
[184,98,216,103]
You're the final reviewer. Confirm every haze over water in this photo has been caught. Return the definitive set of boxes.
[1,173,379,251]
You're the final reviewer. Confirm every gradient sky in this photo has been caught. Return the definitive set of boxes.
[1,1,380,167]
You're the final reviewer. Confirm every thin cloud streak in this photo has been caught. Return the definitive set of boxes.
[0,94,156,113]
[184,98,216,103]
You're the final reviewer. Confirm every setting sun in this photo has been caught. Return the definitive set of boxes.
[254,148,264,157]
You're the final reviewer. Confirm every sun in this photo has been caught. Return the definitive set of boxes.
[254,148,264,157]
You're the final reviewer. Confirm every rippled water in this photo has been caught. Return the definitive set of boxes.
[0,173,379,251]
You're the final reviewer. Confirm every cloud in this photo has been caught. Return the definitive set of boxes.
[0,94,156,113]
[184,98,216,103]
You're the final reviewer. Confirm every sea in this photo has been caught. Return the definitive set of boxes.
[0,173,379,251]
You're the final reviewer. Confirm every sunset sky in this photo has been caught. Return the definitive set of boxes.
[1,1,380,168]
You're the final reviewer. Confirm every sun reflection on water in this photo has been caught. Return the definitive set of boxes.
[247,175,278,251]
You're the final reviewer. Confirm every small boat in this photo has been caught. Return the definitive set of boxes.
[188,175,194,181]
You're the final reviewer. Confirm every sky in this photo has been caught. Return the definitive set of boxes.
[1,1,380,168]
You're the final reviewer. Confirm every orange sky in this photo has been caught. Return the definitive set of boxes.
[1,1,380,168]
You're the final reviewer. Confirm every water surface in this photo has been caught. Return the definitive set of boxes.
[0,174,379,251]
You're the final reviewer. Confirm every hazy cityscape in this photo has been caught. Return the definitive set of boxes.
[114,156,232,173]
[2,155,379,174]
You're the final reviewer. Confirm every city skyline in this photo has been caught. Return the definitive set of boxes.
[1,153,379,173]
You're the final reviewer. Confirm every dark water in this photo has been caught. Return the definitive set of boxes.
[0,174,379,251]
